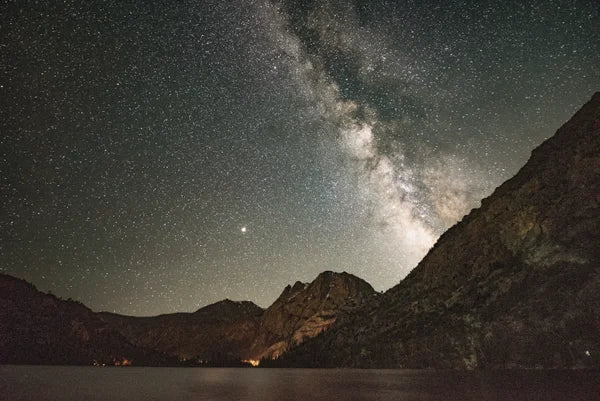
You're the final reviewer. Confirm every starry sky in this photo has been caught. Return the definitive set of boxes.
[1,0,598,315]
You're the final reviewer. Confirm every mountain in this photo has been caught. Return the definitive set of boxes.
[0,274,172,366]
[100,271,375,362]
[98,300,264,363]
[0,271,374,365]
[249,271,376,359]
[271,92,600,369]
[6,89,597,369]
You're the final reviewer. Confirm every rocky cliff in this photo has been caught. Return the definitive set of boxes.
[250,271,376,359]
[271,92,600,369]
[0,274,171,366]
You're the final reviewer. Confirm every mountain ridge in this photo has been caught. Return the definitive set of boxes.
[267,92,600,369]
[0,273,174,366]
[0,270,374,365]
[2,93,598,368]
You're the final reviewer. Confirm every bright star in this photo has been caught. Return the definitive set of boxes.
[241,226,247,233]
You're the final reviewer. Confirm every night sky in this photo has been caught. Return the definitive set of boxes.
[1,0,598,315]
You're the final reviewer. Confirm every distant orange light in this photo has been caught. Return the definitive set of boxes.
[242,359,260,367]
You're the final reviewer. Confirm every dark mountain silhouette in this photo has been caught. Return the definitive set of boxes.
[0,271,374,365]
[268,92,600,369]
[2,93,597,368]
[98,300,264,363]
[99,271,374,362]
[0,274,173,366]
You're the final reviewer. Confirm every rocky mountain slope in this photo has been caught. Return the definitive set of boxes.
[0,271,374,365]
[249,271,376,359]
[271,92,600,369]
[99,271,375,362]
[0,274,171,366]
[99,300,264,362]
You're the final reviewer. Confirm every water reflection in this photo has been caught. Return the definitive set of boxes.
[1,366,598,401]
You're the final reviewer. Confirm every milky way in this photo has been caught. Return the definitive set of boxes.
[1,0,598,315]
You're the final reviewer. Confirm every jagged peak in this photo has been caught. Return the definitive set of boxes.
[314,270,357,280]
[291,280,307,291]
[312,270,375,290]
[274,271,374,303]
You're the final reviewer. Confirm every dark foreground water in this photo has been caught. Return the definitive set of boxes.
[1,366,599,401]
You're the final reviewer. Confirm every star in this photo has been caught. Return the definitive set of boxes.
[1,0,597,315]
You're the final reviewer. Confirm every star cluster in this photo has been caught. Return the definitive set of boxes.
[1,0,598,315]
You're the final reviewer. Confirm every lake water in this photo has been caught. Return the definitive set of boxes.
[1,366,599,401]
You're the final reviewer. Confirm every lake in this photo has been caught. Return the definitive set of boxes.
[1,366,598,401]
